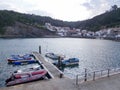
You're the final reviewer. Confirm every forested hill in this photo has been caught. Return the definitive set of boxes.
[0,10,68,34]
[75,7,120,31]
[0,6,120,35]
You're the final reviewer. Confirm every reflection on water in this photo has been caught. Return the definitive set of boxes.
[0,38,120,87]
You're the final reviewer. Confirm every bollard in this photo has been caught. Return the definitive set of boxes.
[60,73,63,78]
[58,56,62,69]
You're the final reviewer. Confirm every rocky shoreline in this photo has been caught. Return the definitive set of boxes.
[0,34,120,42]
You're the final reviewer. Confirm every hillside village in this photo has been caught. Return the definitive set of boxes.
[0,8,120,40]
[45,23,120,40]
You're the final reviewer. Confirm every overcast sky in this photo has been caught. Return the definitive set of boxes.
[0,0,120,21]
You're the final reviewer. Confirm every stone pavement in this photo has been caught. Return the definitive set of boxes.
[78,73,120,90]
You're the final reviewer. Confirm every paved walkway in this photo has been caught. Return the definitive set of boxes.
[1,73,120,90]
[78,73,120,90]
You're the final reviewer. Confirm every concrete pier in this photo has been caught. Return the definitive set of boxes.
[32,52,63,78]
[1,52,120,90]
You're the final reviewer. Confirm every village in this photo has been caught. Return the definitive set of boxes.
[45,23,120,40]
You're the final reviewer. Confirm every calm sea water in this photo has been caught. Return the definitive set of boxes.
[0,38,120,87]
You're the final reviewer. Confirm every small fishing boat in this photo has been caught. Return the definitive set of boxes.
[45,53,59,60]
[45,53,65,60]
[7,54,33,63]
[53,58,79,66]
[14,66,41,74]
[12,59,38,65]
[6,69,48,86]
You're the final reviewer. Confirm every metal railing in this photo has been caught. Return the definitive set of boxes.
[76,68,120,85]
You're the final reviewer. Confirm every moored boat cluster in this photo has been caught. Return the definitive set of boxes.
[5,52,79,86]
[6,53,48,86]
[45,53,79,66]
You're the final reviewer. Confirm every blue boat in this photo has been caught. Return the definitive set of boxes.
[12,60,38,65]
[53,58,79,66]
[7,54,33,63]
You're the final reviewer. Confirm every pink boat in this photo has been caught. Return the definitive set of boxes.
[6,69,48,86]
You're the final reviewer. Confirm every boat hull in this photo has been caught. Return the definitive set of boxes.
[45,53,64,60]
[45,53,59,60]
[12,60,38,65]
[53,58,79,66]
[6,70,47,86]
[7,54,33,63]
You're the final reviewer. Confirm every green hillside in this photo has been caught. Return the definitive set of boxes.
[0,6,120,34]
[75,7,120,31]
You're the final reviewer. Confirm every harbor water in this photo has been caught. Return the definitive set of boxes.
[0,38,120,87]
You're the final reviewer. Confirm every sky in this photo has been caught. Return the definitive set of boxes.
[0,0,120,21]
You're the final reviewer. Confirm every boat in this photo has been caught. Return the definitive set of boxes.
[62,58,79,66]
[6,69,48,86]
[12,59,38,65]
[7,54,33,63]
[45,53,65,60]
[53,58,79,66]
[14,66,41,74]
[45,53,59,60]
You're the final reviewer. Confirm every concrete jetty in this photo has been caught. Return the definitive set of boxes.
[1,52,120,90]
[32,52,63,78]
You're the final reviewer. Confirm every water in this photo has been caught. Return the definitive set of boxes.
[0,38,120,87]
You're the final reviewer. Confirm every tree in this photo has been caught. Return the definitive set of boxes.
[111,5,118,11]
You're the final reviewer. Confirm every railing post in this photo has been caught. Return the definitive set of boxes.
[93,72,95,81]
[76,75,78,85]
[84,68,87,81]
[114,68,116,72]
[107,69,110,77]
[101,70,103,76]
[39,46,41,54]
